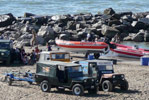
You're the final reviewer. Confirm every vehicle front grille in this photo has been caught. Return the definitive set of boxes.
[113,75,122,80]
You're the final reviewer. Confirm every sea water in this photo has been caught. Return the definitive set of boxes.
[0,0,149,48]
[0,0,149,17]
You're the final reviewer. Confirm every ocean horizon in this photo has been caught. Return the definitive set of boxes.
[0,0,149,16]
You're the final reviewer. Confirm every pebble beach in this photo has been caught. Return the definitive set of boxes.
[0,46,148,100]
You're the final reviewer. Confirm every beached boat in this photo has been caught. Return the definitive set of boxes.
[55,39,110,57]
[110,42,149,58]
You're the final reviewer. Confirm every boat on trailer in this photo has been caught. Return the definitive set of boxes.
[55,39,110,58]
[110,42,149,58]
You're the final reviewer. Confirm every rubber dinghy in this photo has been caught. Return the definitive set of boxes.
[110,42,149,58]
[55,39,110,58]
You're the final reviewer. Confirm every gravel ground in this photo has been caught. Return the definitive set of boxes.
[0,47,149,100]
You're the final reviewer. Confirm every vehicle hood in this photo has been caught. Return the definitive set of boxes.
[102,73,123,78]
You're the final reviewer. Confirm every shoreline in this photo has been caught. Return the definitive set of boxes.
[0,8,149,49]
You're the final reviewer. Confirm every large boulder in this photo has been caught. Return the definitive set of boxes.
[139,18,149,25]
[52,15,72,26]
[114,24,133,33]
[101,25,120,38]
[131,21,146,29]
[36,36,45,45]
[116,12,132,18]
[108,20,121,26]
[74,15,83,21]
[121,15,134,22]
[59,33,70,40]
[144,31,149,42]
[53,25,63,34]
[24,12,36,17]
[21,23,33,33]
[31,16,48,25]
[104,8,115,15]
[13,32,22,39]
[17,33,32,41]
[83,13,93,20]
[15,39,31,47]
[67,21,76,30]
[146,15,149,18]
[92,22,102,29]
[37,26,55,42]
[17,17,32,23]
[131,30,145,42]
[135,12,149,19]
[0,13,16,27]
[76,22,86,30]
[77,31,87,40]
[123,35,133,41]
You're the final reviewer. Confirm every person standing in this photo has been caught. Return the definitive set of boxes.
[86,33,91,41]
[30,29,36,48]
[46,42,52,51]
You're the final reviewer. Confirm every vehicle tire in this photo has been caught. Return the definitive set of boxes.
[94,53,100,59]
[102,80,113,92]
[120,80,129,91]
[3,76,8,82]
[88,86,98,94]
[40,80,51,92]
[72,84,84,96]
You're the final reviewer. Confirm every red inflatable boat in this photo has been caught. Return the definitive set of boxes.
[55,39,110,54]
[110,42,149,58]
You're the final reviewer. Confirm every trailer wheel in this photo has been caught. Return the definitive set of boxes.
[72,84,84,96]
[40,80,51,92]
[8,77,12,86]
[28,82,33,85]
[120,80,129,91]
[94,53,100,59]
[102,80,113,92]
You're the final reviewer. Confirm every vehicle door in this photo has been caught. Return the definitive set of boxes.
[88,62,98,78]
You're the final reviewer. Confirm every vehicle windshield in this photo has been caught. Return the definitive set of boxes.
[51,53,70,59]
[67,66,83,78]
[0,42,10,49]
[98,65,113,71]
[68,66,82,72]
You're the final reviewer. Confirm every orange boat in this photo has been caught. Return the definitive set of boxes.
[55,39,110,58]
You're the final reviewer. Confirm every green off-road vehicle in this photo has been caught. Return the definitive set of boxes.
[0,40,13,65]
[35,61,99,96]
[77,60,129,92]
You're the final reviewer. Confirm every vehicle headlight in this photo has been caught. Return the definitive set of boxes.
[121,75,125,78]
[84,79,87,82]
[112,75,115,78]
[1,52,4,55]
